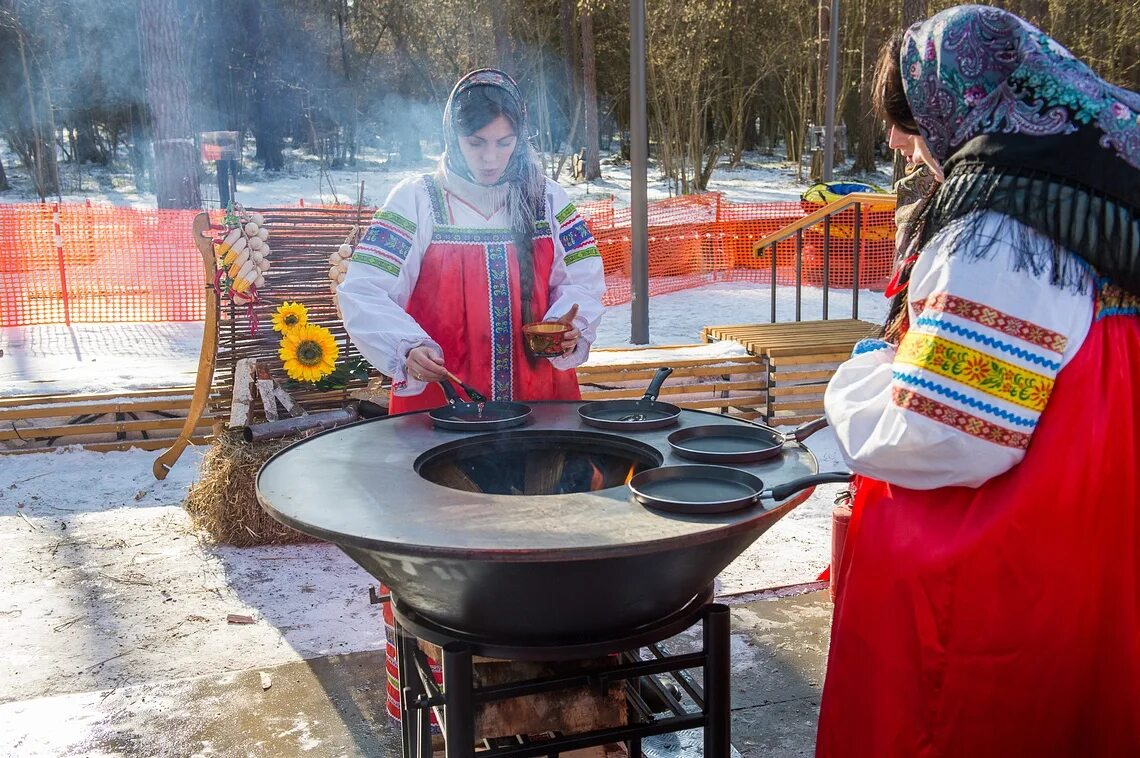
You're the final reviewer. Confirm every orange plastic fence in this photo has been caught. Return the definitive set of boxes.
[0,196,896,327]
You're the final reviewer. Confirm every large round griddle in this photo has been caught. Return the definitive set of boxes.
[256,403,824,643]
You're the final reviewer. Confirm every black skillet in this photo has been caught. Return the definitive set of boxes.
[629,466,852,515]
[428,379,531,432]
[578,367,681,431]
[667,416,829,464]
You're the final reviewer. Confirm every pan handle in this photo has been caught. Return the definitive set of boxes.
[642,366,674,402]
[766,472,852,502]
[438,379,464,408]
[789,416,830,443]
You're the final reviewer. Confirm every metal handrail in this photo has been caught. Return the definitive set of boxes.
[751,192,897,254]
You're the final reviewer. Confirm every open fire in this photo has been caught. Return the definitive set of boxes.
[415,430,661,496]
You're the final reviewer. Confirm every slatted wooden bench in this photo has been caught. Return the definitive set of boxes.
[576,344,768,420]
[701,319,878,425]
[0,387,215,454]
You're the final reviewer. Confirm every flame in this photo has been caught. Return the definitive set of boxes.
[624,463,637,486]
[588,461,606,492]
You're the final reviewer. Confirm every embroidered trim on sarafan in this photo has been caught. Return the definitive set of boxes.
[1095,281,1140,320]
[432,227,515,244]
[912,293,1067,354]
[564,246,601,266]
[485,243,514,401]
[351,252,401,277]
[358,224,413,261]
[423,175,448,225]
[892,386,1031,449]
[372,209,416,235]
[896,332,1053,412]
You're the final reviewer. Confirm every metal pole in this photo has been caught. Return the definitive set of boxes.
[703,603,732,756]
[441,643,475,758]
[630,0,650,344]
[822,0,841,181]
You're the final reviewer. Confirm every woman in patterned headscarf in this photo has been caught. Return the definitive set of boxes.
[818,6,1140,754]
[340,69,605,413]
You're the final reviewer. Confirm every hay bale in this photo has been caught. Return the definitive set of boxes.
[185,431,318,547]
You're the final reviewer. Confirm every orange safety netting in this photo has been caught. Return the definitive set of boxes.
[0,195,896,327]
[0,203,204,327]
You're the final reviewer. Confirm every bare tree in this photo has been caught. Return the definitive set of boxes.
[138,0,200,209]
[580,7,601,179]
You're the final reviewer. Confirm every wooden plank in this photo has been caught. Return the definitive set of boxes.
[0,387,196,409]
[676,395,767,409]
[576,356,761,375]
[0,397,196,421]
[3,435,212,455]
[764,368,837,383]
[768,350,852,363]
[769,384,828,397]
[579,380,767,401]
[577,364,763,385]
[0,417,213,442]
[768,398,827,413]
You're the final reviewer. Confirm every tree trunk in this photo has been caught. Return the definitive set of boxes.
[851,0,877,173]
[13,28,60,199]
[0,155,8,191]
[580,10,601,180]
[138,0,201,209]
[491,1,513,76]
[559,0,577,151]
[894,0,929,182]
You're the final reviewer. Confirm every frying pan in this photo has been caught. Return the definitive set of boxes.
[629,465,852,515]
[428,380,531,432]
[667,417,829,464]
[578,367,681,431]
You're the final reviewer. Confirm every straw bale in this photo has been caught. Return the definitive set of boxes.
[184,431,318,546]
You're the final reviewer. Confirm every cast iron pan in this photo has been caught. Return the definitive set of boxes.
[429,379,531,432]
[578,367,681,431]
[629,466,852,515]
[667,417,829,464]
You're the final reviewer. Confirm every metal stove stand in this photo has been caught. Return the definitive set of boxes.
[393,592,731,758]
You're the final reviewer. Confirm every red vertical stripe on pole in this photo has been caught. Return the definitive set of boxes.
[52,202,72,326]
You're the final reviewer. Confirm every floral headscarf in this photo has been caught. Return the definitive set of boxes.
[901,5,1140,295]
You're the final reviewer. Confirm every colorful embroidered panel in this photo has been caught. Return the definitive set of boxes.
[423,175,448,226]
[913,293,1067,354]
[485,243,514,400]
[896,332,1053,413]
[1095,280,1140,320]
[564,246,600,266]
[554,201,599,267]
[889,288,1070,446]
[354,209,417,278]
[892,386,1032,449]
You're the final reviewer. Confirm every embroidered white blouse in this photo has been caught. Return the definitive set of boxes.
[338,173,606,395]
[824,210,1095,489]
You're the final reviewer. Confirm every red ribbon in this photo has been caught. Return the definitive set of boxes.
[884,254,920,299]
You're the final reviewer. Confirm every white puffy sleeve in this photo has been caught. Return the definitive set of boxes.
[824,211,1094,489]
[338,177,441,395]
[542,180,606,370]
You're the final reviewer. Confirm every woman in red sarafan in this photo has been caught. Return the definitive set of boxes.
[339,68,605,412]
[818,6,1140,756]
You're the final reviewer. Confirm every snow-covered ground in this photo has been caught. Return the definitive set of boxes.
[0,150,892,722]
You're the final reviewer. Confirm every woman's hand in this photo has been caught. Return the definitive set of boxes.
[550,303,580,357]
[405,346,448,383]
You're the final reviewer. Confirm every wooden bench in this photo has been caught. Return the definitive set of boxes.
[701,319,878,424]
[0,387,214,454]
[576,344,768,420]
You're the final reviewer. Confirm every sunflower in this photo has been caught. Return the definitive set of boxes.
[279,324,339,383]
[271,301,308,334]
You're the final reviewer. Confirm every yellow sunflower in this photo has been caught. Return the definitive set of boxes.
[279,324,339,383]
[271,301,308,334]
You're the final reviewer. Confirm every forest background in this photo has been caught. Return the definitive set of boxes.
[2,0,1138,207]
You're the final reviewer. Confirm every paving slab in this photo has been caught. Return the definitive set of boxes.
[0,592,833,757]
